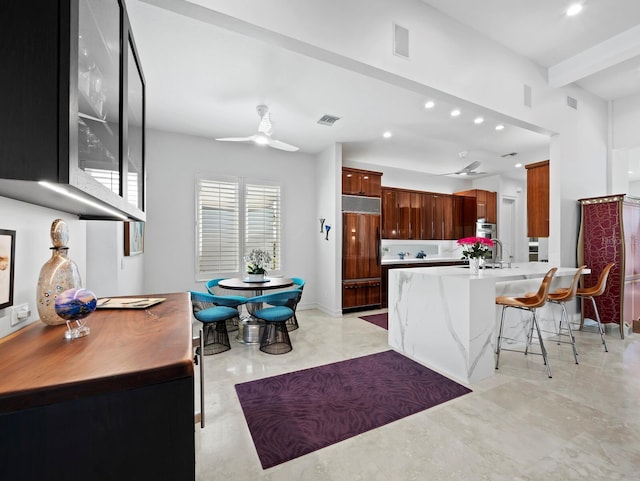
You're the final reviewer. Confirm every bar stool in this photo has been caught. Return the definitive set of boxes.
[247,290,301,354]
[495,267,557,378]
[189,291,245,355]
[546,265,586,364]
[577,263,613,352]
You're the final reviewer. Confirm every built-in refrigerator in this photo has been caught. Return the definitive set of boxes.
[342,195,381,310]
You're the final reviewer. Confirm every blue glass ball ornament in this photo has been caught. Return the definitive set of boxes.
[54,288,98,321]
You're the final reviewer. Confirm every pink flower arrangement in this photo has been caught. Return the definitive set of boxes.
[457,236,494,259]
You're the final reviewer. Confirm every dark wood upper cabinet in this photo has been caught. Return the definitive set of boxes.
[0,0,145,221]
[453,189,497,224]
[525,160,549,237]
[342,167,382,197]
[382,187,468,240]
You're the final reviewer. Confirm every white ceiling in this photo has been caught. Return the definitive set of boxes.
[126,1,640,181]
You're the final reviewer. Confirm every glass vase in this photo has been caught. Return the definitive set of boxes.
[469,257,481,275]
[36,220,83,326]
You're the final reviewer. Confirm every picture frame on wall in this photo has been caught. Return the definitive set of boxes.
[124,221,145,256]
[0,229,16,310]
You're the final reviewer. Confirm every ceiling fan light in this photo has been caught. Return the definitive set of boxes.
[254,134,269,145]
[566,4,583,16]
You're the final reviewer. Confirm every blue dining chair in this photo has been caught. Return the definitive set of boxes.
[246,289,302,354]
[266,277,305,331]
[204,278,248,332]
[189,291,246,355]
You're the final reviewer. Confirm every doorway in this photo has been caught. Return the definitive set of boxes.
[500,197,516,262]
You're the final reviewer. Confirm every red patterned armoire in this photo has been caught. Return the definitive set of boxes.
[577,194,640,338]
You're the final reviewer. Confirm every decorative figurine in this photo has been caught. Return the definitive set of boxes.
[325,224,331,241]
[55,288,97,339]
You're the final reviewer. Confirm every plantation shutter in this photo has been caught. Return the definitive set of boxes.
[245,182,281,271]
[197,178,240,273]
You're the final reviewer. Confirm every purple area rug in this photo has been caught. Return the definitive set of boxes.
[235,350,471,469]
[359,312,388,330]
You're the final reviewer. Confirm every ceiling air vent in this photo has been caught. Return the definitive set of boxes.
[501,152,518,158]
[317,114,341,126]
[567,96,578,110]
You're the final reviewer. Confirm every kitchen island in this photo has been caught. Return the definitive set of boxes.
[0,292,195,481]
[388,263,586,384]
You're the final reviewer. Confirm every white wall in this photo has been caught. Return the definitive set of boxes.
[142,129,318,309]
[0,196,87,338]
[315,144,342,316]
[613,94,640,149]
[86,221,144,297]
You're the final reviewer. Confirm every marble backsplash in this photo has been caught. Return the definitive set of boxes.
[381,239,463,260]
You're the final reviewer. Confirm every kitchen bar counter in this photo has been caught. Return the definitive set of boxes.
[388,263,586,384]
[0,292,195,481]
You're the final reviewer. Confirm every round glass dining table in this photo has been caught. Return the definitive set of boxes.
[217,277,294,343]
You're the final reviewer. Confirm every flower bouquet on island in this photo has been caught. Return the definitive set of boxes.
[457,237,494,273]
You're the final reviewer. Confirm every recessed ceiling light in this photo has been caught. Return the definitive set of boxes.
[474,117,484,124]
[424,100,435,109]
[450,109,461,117]
[515,163,523,168]
[566,3,583,16]
[383,131,392,139]
[628,170,634,174]
[495,124,505,131]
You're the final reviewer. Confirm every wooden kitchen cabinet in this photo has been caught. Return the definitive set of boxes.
[342,279,382,309]
[382,188,399,238]
[453,189,497,223]
[526,160,549,237]
[383,187,469,240]
[342,167,382,197]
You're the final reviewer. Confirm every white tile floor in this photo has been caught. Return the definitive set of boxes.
[194,309,640,481]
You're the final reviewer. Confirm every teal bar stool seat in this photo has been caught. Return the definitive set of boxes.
[247,290,301,354]
[189,291,245,355]
[204,278,247,332]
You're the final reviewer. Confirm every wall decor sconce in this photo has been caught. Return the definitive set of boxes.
[319,218,325,234]
[324,224,331,241]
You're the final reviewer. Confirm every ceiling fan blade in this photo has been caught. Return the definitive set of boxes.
[266,137,299,152]
[460,160,481,172]
[215,136,256,142]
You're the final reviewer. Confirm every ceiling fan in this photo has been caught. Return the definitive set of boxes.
[439,151,487,176]
[216,105,299,152]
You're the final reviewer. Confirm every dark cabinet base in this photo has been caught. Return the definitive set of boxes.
[342,279,381,311]
[0,377,195,481]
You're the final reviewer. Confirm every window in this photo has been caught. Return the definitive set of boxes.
[196,175,281,278]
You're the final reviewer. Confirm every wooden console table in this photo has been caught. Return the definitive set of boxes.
[0,292,195,481]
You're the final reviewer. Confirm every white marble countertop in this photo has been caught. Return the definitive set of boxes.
[392,262,587,280]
